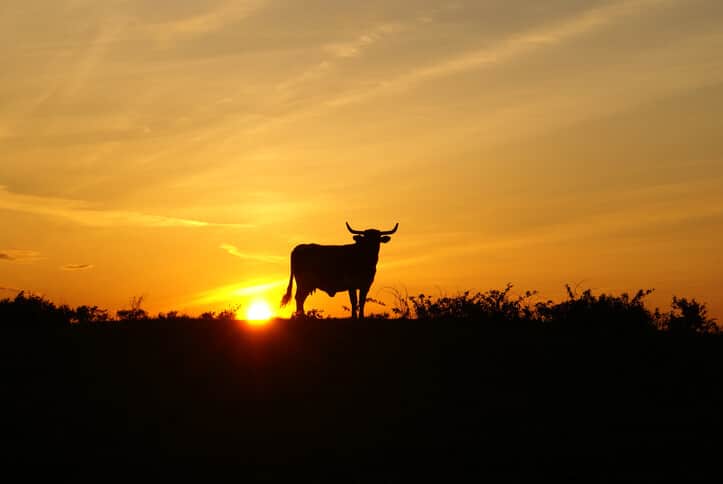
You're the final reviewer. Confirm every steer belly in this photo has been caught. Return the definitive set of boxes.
[319,272,375,296]
[318,278,354,297]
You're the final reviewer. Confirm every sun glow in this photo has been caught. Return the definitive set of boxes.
[245,300,273,325]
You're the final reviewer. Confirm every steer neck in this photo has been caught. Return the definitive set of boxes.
[357,242,381,263]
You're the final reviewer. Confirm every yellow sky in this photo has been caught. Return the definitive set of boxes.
[2,0,723,318]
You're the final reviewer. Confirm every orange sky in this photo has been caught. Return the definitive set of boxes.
[2,0,723,318]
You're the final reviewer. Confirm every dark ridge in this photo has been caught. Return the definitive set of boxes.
[3,313,723,480]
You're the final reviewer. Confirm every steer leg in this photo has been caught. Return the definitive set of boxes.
[348,289,358,319]
[359,285,371,319]
[295,286,309,317]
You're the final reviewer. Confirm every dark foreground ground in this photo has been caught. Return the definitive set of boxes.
[3,318,723,480]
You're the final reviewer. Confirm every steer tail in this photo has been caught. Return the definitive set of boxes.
[280,254,294,307]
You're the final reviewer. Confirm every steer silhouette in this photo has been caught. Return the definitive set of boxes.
[280,222,398,318]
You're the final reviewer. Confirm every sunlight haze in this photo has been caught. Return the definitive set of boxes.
[2,0,722,318]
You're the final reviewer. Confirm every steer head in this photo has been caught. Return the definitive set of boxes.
[346,222,398,246]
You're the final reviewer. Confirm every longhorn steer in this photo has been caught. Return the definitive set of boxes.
[280,222,398,319]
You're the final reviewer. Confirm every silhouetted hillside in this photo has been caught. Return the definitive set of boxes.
[2,288,721,479]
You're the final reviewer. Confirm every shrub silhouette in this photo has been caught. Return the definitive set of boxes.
[216,309,237,321]
[664,297,718,335]
[409,284,537,323]
[116,296,148,321]
[157,310,187,320]
[384,287,412,319]
[304,308,326,319]
[73,305,110,324]
[538,285,657,333]
[0,291,72,328]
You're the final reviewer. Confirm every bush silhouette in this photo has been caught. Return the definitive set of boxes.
[303,308,326,319]
[216,309,237,321]
[384,287,412,319]
[409,284,537,323]
[157,310,187,320]
[0,291,72,328]
[538,286,657,333]
[116,295,148,321]
[73,305,110,324]
[664,297,718,335]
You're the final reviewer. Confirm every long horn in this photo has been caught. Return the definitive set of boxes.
[380,223,399,235]
[346,222,364,234]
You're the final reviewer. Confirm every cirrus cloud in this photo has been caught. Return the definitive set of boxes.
[219,243,285,263]
[0,249,42,263]
[61,264,94,271]
[0,186,251,229]
[190,278,288,306]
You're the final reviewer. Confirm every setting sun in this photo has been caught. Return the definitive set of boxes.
[245,300,274,324]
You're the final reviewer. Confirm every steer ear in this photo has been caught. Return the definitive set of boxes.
[380,236,391,243]
[353,235,363,242]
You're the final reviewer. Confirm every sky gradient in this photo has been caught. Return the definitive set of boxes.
[2,0,723,318]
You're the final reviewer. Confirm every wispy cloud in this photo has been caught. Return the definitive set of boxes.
[0,249,43,263]
[324,22,405,59]
[220,244,285,263]
[61,264,93,271]
[0,186,251,228]
[150,0,267,44]
[327,0,674,107]
[190,278,288,306]
[250,0,677,138]
[277,18,416,94]
[319,3,459,62]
